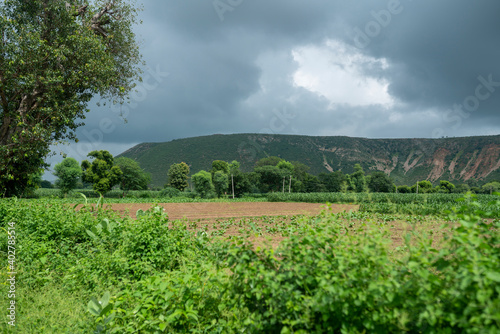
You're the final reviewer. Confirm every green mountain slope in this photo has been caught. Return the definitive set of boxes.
[117,133,500,187]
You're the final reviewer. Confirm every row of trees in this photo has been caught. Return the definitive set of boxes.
[166,160,250,198]
[396,180,500,195]
[49,152,500,198]
[165,157,500,198]
[52,150,150,196]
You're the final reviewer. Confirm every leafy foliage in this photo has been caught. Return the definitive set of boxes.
[114,157,150,192]
[438,180,456,193]
[159,186,182,198]
[254,165,289,193]
[191,170,214,198]
[0,194,499,332]
[210,160,229,175]
[229,161,252,198]
[254,156,283,168]
[368,171,395,193]
[81,150,123,195]
[482,181,500,194]
[213,170,229,198]
[0,0,143,196]
[349,163,367,193]
[319,171,347,192]
[411,180,433,193]
[167,162,190,191]
[54,157,83,195]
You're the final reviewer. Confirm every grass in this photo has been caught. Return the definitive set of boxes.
[0,283,94,333]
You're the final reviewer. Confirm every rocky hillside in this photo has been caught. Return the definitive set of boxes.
[118,134,500,187]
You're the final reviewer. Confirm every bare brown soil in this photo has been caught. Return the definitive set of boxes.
[73,202,448,251]
[75,202,358,220]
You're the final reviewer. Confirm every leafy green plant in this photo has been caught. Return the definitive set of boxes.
[108,266,228,333]
[88,291,114,333]
[86,219,116,242]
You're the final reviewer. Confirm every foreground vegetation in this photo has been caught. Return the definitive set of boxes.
[1,194,499,332]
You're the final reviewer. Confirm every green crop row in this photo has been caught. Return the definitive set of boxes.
[267,191,495,204]
[268,192,500,217]
[30,189,267,204]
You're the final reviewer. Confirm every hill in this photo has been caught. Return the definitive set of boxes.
[117,133,500,187]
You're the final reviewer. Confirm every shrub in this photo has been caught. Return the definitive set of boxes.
[160,186,182,198]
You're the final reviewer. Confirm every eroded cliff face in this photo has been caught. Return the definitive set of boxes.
[427,148,450,181]
[315,139,500,183]
[459,145,500,180]
[382,146,498,182]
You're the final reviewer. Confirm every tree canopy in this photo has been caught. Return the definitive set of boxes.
[254,156,283,168]
[318,171,347,192]
[438,180,455,193]
[192,170,214,198]
[349,164,367,193]
[211,160,229,176]
[213,170,229,198]
[368,171,395,193]
[167,162,190,191]
[115,157,150,191]
[54,157,82,195]
[81,150,122,195]
[0,0,143,196]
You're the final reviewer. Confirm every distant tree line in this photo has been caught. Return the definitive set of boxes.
[39,150,150,197]
[37,152,500,198]
[164,156,500,198]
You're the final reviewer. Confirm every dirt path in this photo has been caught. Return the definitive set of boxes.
[75,202,358,220]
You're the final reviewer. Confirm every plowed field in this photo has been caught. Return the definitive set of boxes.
[77,202,358,220]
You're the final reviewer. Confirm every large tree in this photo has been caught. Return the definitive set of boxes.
[482,181,500,194]
[213,170,229,198]
[81,150,122,195]
[211,160,230,197]
[438,180,455,193]
[54,157,82,195]
[167,162,190,191]
[228,160,251,197]
[367,171,395,193]
[254,165,287,193]
[211,160,229,176]
[319,171,347,192]
[254,156,282,168]
[115,157,150,192]
[0,0,142,196]
[192,170,214,199]
[349,164,367,193]
[411,180,433,194]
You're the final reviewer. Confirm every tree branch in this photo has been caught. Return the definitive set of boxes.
[90,2,120,37]
[0,72,8,112]
[66,2,88,18]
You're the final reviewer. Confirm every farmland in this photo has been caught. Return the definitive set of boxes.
[1,193,499,333]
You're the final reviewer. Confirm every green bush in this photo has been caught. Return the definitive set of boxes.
[108,264,229,333]
[219,194,500,332]
[160,187,182,198]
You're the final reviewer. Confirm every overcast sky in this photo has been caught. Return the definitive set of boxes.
[46,0,500,179]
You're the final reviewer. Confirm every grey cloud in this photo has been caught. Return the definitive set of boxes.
[46,0,500,177]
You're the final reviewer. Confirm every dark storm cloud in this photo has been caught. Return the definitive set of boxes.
[356,1,500,114]
[51,0,500,173]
